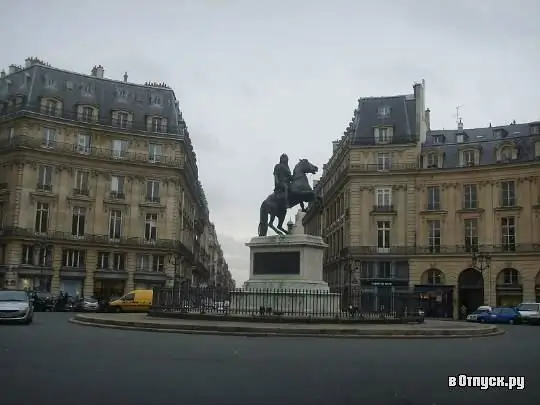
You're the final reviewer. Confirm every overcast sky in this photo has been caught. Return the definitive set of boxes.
[2,0,539,284]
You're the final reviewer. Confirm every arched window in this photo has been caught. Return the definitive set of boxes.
[500,268,519,285]
[500,146,513,161]
[427,269,443,285]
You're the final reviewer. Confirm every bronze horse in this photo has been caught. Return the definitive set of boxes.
[258,158,322,236]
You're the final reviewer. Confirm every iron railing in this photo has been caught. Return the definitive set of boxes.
[150,286,422,321]
[340,244,540,256]
[0,135,184,168]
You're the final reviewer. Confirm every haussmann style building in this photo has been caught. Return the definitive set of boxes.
[303,80,540,319]
[0,57,234,298]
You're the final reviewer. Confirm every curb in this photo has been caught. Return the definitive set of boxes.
[69,317,505,339]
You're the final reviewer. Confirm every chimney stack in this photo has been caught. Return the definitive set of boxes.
[0,70,5,79]
[25,58,32,68]
[91,66,97,76]
[458,119,464,131]
[425,108,431,131]
[413,79,427,142]
[123,72,128,82]
[95,65,104,78]
[8,65,17,74]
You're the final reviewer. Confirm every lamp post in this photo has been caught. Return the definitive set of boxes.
[33,242,47,292]
[471,251,492,306]
[168,253,184,306]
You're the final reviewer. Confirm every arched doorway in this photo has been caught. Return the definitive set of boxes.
[458,268,484,318]
[416,269,453,318]
[496,268,522,307]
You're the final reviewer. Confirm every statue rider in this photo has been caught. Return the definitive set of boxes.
[273,153,292,208]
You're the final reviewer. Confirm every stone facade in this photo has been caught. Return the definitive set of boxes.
[0,57,234,297]
[303,80,540,318]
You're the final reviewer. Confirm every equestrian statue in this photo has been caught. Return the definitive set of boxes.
[258,153,323,236]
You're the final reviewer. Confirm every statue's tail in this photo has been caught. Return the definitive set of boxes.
[258,200,269,236]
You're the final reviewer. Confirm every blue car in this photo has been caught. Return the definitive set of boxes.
[477,307,521,324]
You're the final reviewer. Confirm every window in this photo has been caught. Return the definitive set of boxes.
[117,112,129,129]
[117,89,127,100]
[113,253,126,271]
[77,133,91,154]
[426,186,441,210]
[377,261,391,278]
[148,143,162,162]
[531,125,540,135]
[97,252,109,269]
[426,153,439,168]
[376,152,391,171]
[462,150,475,166]
[62,249,85,268]
[146,180,160,202]
[463,184,478,209]
[21,245,34,265]
[502,268,519,285]
[152,96,162,106]
[433,136,444,145]
[74,170,89,193]
[35,202,49,233]
[427,220,441,253]
[6,127,15,144]
[152,255,165,272]
[110,175,125,198]
[456,134,464,143]
[137,255,151,272]
[112,139,128,159]
[500,181,516,207]
[83,85,93,96]
[152,117,163,133]
[375,187,392,207]
[144,213,158,241]
[44,99,58,115]
[71,207,86,237]
[123,293,135,301]
[501,217,516,252]
[500,146,513,161]
[37,165,52,190]
[377,106,390,118]
[109,210,122,239]
[81,106,94,122]
[46,78,57,89]
[41,128,56,148]
[464,218,478,252]
[427,269,442,285]
[376,221,390,253]
[375,127,391,144]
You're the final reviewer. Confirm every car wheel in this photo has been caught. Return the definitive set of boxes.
[509,319,515,325]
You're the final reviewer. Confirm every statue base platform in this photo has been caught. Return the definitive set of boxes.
[229,232,341,316]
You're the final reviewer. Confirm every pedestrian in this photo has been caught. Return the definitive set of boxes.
[460,304,467,319]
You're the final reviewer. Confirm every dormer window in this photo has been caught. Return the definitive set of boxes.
[530,124,540,135]
[82,84,94,97]
[500,146,513,161]
[495,128,508,138]
[45,78,57,89]
[456,132,469,143]
[433,135,445,145]
[374,127,392,144]
[116,88,128,101]
[462,150,475,166]
[151,95,162,106]
[426,153,439,168]
[377,106,391,118]
[152,117,163,133]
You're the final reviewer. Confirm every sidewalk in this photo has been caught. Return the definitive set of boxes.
[71,313,504,339]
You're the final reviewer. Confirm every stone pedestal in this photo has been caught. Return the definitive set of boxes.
[230,212,341,316]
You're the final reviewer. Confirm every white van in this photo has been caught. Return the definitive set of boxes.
[517,303,540,324]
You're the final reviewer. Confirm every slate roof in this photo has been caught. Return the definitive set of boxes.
[424,122,540,167]
[0,62,181,138]
[351,95,417,145]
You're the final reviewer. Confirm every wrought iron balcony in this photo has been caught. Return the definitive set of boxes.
[371,204,396,213]
[36,183,53,192]
[340,244,540,256]
[0,135,184,168]
[0,226,187,251]
[107,191,125,200]
[0,103,179,136]
[72,188,90,196]
[349,162,418,172]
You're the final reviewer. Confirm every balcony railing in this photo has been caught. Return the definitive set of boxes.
[0,226,184,251]
[73,188,90,196]
[107,192,125,200]
[341,244,540,256]
[0,103,179,136]
[371,204,396,213]
[349,163,418,172]
[0,135,184,168]
[36,183,53,192]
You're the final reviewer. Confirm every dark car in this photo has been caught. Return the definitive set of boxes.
[32,292,55,312]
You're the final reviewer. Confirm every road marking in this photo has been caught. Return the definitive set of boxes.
[448,375,525,390]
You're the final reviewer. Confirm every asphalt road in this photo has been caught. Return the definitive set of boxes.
[1,313,539,405]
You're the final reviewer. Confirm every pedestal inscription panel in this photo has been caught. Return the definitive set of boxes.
[253,251,300,275]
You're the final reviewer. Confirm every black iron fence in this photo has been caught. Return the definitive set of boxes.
[151,286,421,321]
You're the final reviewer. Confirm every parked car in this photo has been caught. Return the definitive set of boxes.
[516,303,540,324]
[0,289,34,324]
[31,292,56,312]
[80,297,99,312]
[476,307,521,324]
[466,306,492,322]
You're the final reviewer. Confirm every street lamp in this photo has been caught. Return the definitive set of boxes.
[471,250,492,306]
[168,253,184,306]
